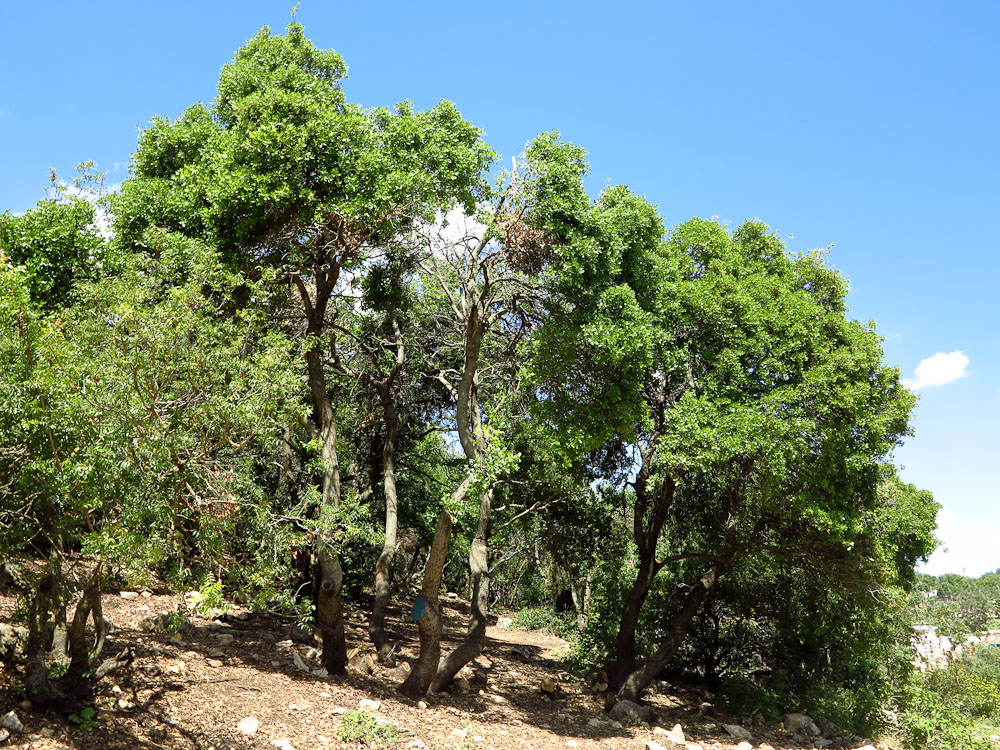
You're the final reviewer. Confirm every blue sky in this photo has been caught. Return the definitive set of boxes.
[2,1,997,575]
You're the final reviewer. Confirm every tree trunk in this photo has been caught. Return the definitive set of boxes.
[432,488,492,691]
[306,335,347,674]
[399,510,453,699]
[25,553,61,706]
[607,473,676,688]
[64,564,108,689]
[617,563,724,702]
[370,381,400,663]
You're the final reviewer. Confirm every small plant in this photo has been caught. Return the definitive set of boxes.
[510,607,578,639]
[68,706,100,731]
[163,609,192,634]
[195,573,228,615]
[339,709,398,746]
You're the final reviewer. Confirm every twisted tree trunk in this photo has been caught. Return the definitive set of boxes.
[399,510,453,698]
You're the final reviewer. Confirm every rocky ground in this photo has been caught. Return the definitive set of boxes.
[0,586,882,750]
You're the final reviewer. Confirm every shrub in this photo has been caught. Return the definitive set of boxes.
[510,607,577,639]
[339,710,397,746]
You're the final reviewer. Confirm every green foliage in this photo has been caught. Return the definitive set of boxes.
[338,710,397,745]
[68,706,100,730]
[510,607,577,640]
[899,678,993,750]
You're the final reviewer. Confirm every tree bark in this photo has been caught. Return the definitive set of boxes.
[616,562,724,702]
[64,564,108,688]
[399,510,453,698]
[432,488,492,691]
[370,378,400,663]
[607,472,676,688]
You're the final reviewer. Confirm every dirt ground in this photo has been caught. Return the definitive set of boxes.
[0,586,879,750]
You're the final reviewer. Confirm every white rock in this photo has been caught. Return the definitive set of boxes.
[407,741,427,749]
[646,743,667,750]
[271,740,294,750]
[666,723,685,743]
[312,667,329,677]
[416,701,428,710]
[320,691,331,698]
[111,685,122,695]
[451,728,467,738]
[852,746,877,750]
[0,728,9,743]
[120,591,139,600]
[0,711,24,732]
[685,744,703,750]
[496,617,513,628]
[237,716,259,735]
[736,742,754,750]
[722,724,752,740]
[567,741,579,748]
[207,659,223,668]
[358,698,381,712]
[447,592,458,599]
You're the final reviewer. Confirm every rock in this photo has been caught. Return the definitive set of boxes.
[496,616,513,628]
[646,743,667,750]
[209,648,226,658]
[207,659,223,668]
[0,728,8,743]
[388,663,411,682]
[292,651,310,672]
[721,724,752,740]
[611,721,623,729]
[0,624,27,662]
[237,717,259,735]
[215,633,235,646]
[276,639,294,650]
[0,712,24,733]
[685,745,703,750]
[141,590,152,598]
[594,682,609,692]
[40,726,55,737]
[783,712,821,736]
[587,718,606,728]
[312,667,329,678]
[852,746,876,750]
[609,699,652,727]
[302,646,320,661]
[447,592,458,599]
[407,741,427,749]
[454,676,472,693]
[120,591,139,600]
[416,701,428,710]
[137,616,158,632]
[451,728,467,738]
[271,740,294,750]
[665,723,685,744]
[349,651,375,674]
[567,741,579,748]
[815,740,833,748]
[736,743,754,750]
[358,698,381,712]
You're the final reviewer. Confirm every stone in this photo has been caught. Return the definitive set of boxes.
[312,667,329,677]
[271,740,294,750]
[358,698,381,712]
[496,617,513,628]
[852,746,876,750]
[587,718,607,728]
[0,712,24,733]
[685,745,703,750]
[783,712,820,736]
[209,648,226,658]
[721,724,752,741]
[276,639,294,650]
[447,592,458,599]
[138,616,158,632]
[645,743,667,750]
[292,651,310,672]
[40,726,54,737]
[450,728,467,738]
[215,633,234,646]
[736,743,753,750]
[388,663,411,682]
[454,676,472,693]
[120,591,139,600]
[609,699,652,727]
[0,728,8,743]
[237,717,259,735]
[666,723,685,744]
[611,721,623,729]
[416,701,428,710]
[407,741,427,749]
[207,659,223,668]
[567,741,579,748]
[141,590,152,598]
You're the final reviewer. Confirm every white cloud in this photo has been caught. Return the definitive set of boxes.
[902,350,970,391]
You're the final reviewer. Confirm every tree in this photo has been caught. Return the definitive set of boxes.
[112,22,493,674]
[529,214,917,700]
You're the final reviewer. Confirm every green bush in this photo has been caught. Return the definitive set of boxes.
[510,607,578,639]
[339,710,397,746]
[899,681,992,750]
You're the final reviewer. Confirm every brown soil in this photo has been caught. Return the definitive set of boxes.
[0,588,875,750]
